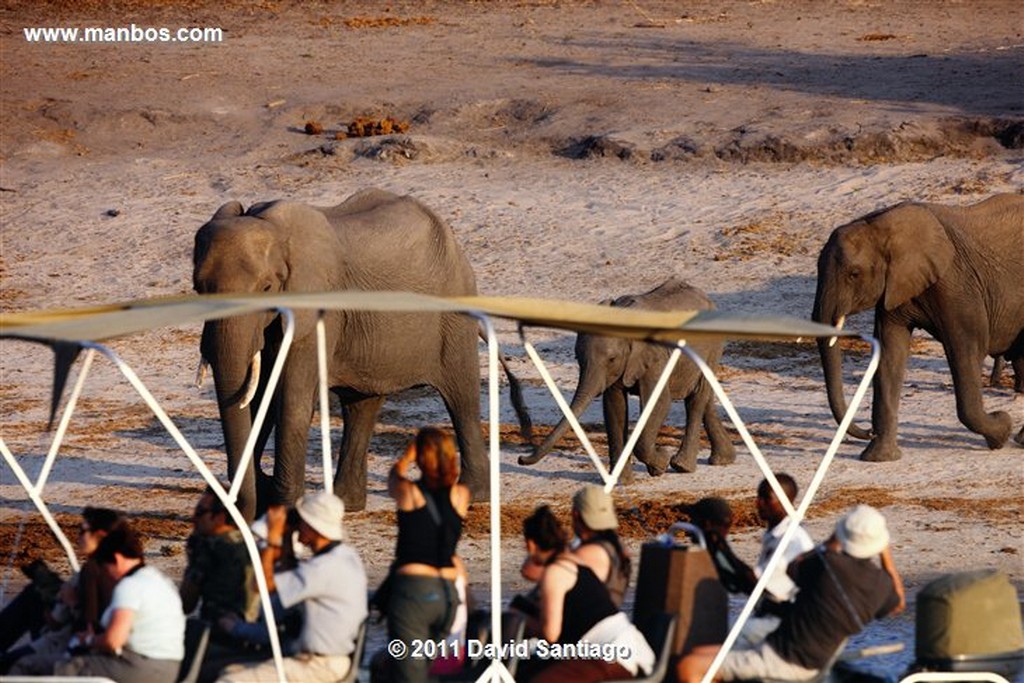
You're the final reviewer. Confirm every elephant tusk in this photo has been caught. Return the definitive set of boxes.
[194,358,209,388]
[238,351,261,410]
[828,314,846,348]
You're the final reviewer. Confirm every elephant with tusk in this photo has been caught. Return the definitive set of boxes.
[811,193,1024,462]
[192,188,531,519]
[521,277,735,482]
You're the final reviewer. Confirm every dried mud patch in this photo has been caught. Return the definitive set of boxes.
[0,510,193,573]
[459,485,1022,542]
[560,117,1022,166]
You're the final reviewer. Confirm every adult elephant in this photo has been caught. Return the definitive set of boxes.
[193,188,529,518]
[812,193,1024,462]
[521,277,735,482]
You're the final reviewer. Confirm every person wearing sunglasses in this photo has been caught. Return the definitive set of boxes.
[3,507,124,676]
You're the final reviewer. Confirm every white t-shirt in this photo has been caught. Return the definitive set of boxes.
[756,517,815,602]
[101,565,185,661]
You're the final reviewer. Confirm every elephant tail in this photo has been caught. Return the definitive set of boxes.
[500,352,533,441]
[477,329,533,441]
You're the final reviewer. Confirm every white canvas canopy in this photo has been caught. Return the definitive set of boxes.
[1,291,877,683]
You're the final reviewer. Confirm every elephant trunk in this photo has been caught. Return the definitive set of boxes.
[813,297,872,440]
[519,385,599,466]
[202,317,264,519]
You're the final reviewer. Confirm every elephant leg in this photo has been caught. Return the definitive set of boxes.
[946,342,1012,449]
[1011,357,1024,395]
[440,381,489,505]
[603,388,632,484]
[703,398,736,466]
[670,393,705,473]
[634,380,673,476]
[861,322,912,462]
[227,451,258,522]
[334,395,386,512]
[271,386,319,509]
[251,403,276,517]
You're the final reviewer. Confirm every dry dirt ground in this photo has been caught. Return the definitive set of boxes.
[1,0,1023,673]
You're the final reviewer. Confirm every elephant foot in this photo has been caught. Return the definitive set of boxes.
[708,444,737,467]
[464,475,491,506]
[859,439,902,463]
[669,451,697,474]
[339,488,368,513]
[639,447,672,477]
[614,461,636,485]
[981,411,1013,449]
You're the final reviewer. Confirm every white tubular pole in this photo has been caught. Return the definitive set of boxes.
[316,315,332,492]
[36,349,95,492]
[229,309,295,507]
[697,335,880,683]
[1,348,98,574]
[219,308,294,683]
[677,343,798,517]
[605,345,683,491]
[522,337,611,480]
[900,674,1011,683]
[470,314,516,683]
[89,339,288,682]
[0,437,81,573]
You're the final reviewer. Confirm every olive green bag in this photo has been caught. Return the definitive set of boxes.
[916,568,1024,663]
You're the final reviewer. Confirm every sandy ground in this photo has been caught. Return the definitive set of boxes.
[1,0,1023,675]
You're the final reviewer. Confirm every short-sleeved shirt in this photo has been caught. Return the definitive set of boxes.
[275,542,367,656]
[102,565,185,661]
[767,549,899,669]
[756,518,815,602]
[183,529,258,622]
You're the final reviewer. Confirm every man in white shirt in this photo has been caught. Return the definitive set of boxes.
[744,473,815,644]
[688,473,814,645]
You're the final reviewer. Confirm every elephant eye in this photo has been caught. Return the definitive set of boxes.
[261,282,273,293]
[846,268,861,280]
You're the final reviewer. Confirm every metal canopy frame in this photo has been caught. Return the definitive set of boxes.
[2,291,881,683]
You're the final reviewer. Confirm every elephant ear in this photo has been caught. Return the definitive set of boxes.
[623,341,651,388]
[194,202,246,274]
[213,200,245,219]
[878,204,955,311]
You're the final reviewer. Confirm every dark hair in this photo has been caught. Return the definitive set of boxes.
[758,473,798,505]
[92,525,145,566]
[686,497,733,527]
[201,486,236,526]
[82,507,125,535]
[523,505,569,554]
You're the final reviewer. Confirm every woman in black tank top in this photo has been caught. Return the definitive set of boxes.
[520,506,633,682]
[386,428,469,683]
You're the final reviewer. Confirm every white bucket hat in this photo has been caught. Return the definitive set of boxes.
[836,504,889,559]
[295,491,345,541]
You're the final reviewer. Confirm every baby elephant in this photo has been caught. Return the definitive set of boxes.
[521,277,735,482]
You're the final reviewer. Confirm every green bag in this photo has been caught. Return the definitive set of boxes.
[916,568,1024,661]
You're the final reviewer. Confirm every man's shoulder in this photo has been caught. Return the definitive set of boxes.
[316,543,366,574]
